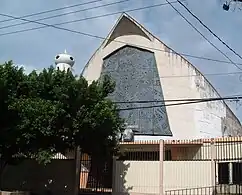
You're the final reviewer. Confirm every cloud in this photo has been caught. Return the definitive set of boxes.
[15,64,40,74]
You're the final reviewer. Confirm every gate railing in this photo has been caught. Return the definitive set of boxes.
[165,185,242,195]
[79,153,112,193]
[77,137,242,194]
[165,186,216,195]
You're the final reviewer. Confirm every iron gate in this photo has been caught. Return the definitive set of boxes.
[79,153,112,194]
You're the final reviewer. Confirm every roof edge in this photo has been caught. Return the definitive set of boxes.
[81,13,126,77]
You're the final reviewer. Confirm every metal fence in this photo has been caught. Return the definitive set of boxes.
[113,137,242,195]
[165,186,215,195]
[79,153,113,194]
[48,139,242,194]
[165,185,242,195]
[164,138,242,194]
[2,138,242,195]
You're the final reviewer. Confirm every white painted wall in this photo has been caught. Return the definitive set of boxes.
[163,161,212,191]
[114,161,160,194]
[114,160,212,194]
[82,15,241,140]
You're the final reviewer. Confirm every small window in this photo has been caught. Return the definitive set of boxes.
[56,55,60,59]
[70,56,74,61]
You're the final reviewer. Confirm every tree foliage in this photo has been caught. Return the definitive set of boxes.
[0,61,124,167]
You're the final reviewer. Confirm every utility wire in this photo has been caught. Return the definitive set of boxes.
[0,3,242,67]
[177,0,242,61]
[118,100,210,111]
[159,71,242,78]
[0,0,130,30]
[0,1,177,35]
[164,0,242,71]
[116,96,242,111]
[6,2,240,79]
[86,70,242,81]
[114,95,242,104]
[95,68,242,78]
[0,0,103,24]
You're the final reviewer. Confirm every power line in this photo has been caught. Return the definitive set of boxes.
[0,0,130,30]
[164,0,242,71]
[86,70,242,83]
[115,96,242,104]
[0,0,103,24]
[117,100,206,111]
[0,1,178,35]
[116,96,242,111]
[96,69,242,79]
[0,2,242,66]
[159,71,242,78]
[177,0,242,61]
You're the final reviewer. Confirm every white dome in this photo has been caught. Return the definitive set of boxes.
[55,52,75,67]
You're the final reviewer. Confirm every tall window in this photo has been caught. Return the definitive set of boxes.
[232,162,242,184]
[218,162,242,184]
[218,162,229,184]
[165,149,172,161]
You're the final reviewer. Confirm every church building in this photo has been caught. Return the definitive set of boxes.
[81,13,241,140]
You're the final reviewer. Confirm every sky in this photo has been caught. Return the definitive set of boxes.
[0,0,242,120]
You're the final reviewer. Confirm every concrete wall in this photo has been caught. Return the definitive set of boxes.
[82,14,241,140]
[1,159,75,195]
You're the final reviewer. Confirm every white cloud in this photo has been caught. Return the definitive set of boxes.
[14,64,39,74]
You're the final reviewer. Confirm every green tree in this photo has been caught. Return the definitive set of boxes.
[24,65,124,157]
[0,61,124,187]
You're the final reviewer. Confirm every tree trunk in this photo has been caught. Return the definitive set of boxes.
[74,147,81,195]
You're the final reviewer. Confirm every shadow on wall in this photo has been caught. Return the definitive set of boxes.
[1,159,75,195]
[115,161,132,195]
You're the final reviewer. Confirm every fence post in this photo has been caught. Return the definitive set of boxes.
[159,140,164,195]
[112,156,117,195]
[211,139,216,188]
